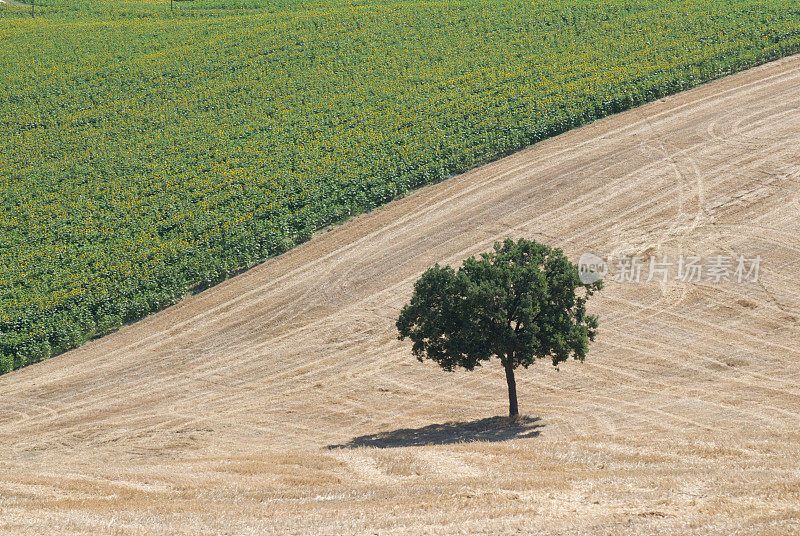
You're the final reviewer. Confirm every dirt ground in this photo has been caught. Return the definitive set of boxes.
[1,55,799,535]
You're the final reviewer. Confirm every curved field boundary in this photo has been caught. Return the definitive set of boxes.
[0,54,798,535]
[3,2,800,372]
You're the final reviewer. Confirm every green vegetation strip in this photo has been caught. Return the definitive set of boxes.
[0,0,799,372]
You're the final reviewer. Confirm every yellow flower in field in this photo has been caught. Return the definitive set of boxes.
[0,0,797,368]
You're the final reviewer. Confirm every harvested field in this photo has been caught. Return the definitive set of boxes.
[1,55,799,535]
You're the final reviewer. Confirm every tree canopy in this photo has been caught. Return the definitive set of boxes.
[396,238,602,416]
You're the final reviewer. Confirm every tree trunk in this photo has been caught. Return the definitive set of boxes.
[504,362,519,417]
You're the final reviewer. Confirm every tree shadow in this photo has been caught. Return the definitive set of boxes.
[326,415,543,449]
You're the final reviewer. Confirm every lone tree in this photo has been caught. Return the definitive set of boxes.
[397,238,602,417]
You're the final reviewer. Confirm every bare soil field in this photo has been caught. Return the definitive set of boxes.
[2,55,800,535]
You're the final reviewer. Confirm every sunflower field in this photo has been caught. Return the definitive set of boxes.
[0,0,799,372]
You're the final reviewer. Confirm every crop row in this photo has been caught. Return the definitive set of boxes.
[1,0,800,372]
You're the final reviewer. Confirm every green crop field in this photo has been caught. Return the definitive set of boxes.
[1,0,799,372]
